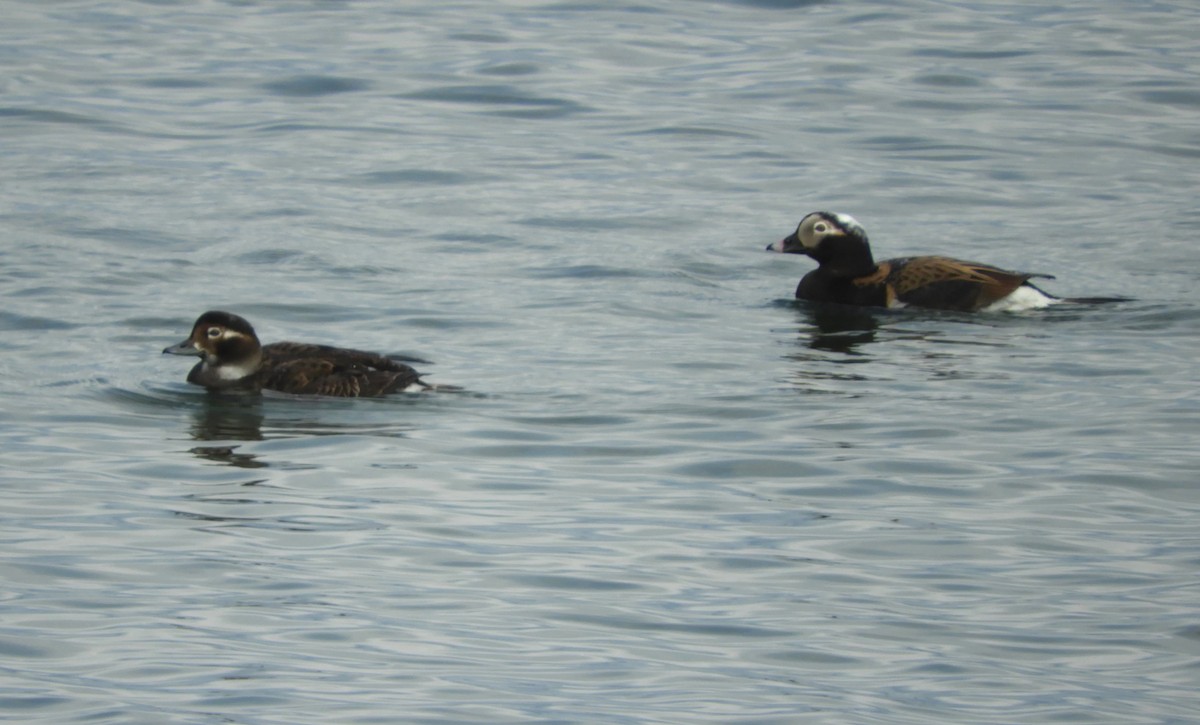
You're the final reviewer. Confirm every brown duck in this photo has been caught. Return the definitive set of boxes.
[768,211,1064,312]
[163,310,438,396]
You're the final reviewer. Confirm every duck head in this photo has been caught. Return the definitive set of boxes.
[767,211,876,277]
[163,310,263,384]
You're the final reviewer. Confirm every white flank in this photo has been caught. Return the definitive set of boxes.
[983,285,1058,312]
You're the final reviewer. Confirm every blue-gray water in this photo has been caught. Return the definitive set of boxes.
[2,1,1198,723]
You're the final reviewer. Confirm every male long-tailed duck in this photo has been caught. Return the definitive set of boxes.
[767,211,1120,312]
[163,310,438,396]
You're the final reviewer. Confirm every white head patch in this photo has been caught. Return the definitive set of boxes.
[799,211,868,251]
[829,212,864,238]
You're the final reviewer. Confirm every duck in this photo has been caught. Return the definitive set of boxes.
[163,310,435,396]
[768,211,1068,312]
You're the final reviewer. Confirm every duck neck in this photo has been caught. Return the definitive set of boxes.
[819,241,876,279]
[199,348,263,387]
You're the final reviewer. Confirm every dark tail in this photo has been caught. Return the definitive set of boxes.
[1060,296,1135,304]
[1025,279,1132,306]
[425,382,466,393]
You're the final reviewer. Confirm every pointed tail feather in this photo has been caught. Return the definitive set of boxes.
[1060,296,1134,304]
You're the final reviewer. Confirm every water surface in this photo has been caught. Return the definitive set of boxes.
[2,1,1199,723]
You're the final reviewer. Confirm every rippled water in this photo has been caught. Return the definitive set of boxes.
[3,1,1199,723]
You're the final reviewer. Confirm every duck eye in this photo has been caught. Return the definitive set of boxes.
[206,327,222,339]
[814,222,829,233]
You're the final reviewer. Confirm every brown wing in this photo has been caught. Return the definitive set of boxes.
[886,256,1051,310]
[850,262,897,306]
[263,342,429,369]
[259,353,426,397]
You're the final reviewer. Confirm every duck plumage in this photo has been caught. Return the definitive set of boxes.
[768,211,1059,311]
[163,310,431,397]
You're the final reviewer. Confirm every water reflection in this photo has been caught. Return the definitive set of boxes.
[799,303,881,355]
[187,394,266,442]
[778,303,882,392]
[189,444,268,469]
[179,392,426,467]
[183,395,268,468]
